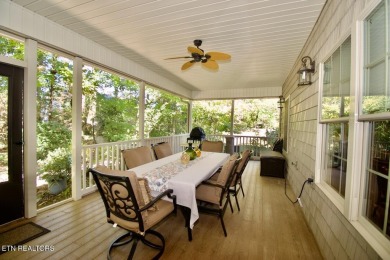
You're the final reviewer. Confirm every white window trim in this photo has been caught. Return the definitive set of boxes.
[350,1,390,258]
[0,55,25,68]
[316,31,352,212]
[283,95,290,153]
[37,43,75,61]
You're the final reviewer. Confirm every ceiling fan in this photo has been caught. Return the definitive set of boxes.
[165,39,231,70]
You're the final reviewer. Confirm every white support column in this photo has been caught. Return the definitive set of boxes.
[139,82,145,144]
[72,57,83,200]
[230,100,234,136]
[188,100,193,132]
[24,39,37,218]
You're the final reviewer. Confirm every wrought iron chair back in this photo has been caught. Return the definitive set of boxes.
[89,166,177,259]
[91,168,145,230]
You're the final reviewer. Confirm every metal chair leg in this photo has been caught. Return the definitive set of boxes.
[220,213,227,237]
[228,195,234,213]
[234,193,240,211]
[128,237,139,260]
[239,178,245,197]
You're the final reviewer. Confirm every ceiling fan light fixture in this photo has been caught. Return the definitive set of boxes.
[166,39,231,71]
[194,39,202,47]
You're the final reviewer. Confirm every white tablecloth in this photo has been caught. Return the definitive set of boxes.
[128,152,230,228]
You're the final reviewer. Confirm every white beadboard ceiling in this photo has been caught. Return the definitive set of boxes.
[11,0,326,92]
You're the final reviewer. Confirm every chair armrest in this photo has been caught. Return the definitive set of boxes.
[201,180,224,189]
[139,189,177,212]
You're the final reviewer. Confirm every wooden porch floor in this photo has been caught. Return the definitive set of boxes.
[1,161,323,259]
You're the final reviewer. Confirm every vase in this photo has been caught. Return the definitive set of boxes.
[185,143,197,160]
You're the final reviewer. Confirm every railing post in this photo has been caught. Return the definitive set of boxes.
[225,136,235,155]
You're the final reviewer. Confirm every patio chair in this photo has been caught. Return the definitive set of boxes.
[201,140,224,153]
[195,154,240,237]
[209,150,252,212]
[228,150,252,211]
[89,166,177,260]
[151,142,173,159]
[121,146,154,169]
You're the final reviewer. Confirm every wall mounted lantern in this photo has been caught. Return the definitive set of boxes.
[277,96,285,109]
[297,56,315,86]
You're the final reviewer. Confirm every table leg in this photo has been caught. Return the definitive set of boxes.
[180,206,192,241]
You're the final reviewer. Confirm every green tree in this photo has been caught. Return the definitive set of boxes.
[144,87,188,137]
[192,100,231,135]
[36,49,73,160]
[234,99,279,135]
[192,99,279,136]
[0,36,24,61]
[82,66,140,143]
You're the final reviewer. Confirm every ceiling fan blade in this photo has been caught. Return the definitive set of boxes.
[181,61,195,70]
[164,56,192,60]
[188,46,204,55]
[206,52,231,60]
[202,60,219,70]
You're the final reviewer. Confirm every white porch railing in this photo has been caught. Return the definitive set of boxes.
[207,134,277,157]
[80,134,188,196]
[80,134,276,196]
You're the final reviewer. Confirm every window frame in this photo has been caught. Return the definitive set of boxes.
[282,96,290,153]
[359,0,390,117]
[317,33,352,212]
[352,0,390,256]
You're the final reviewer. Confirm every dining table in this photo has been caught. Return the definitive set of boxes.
[128,151,230,241]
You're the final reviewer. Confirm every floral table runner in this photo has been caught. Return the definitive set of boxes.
[142,152,209,192]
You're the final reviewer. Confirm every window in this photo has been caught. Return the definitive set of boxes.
[323,123,348,197]
[361,0,390,238]
[322,36,351,119]
[320,36,351,198]
[363,121,390,236]
[362,1,389,114]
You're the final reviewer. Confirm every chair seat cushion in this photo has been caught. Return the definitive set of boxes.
[196,181,221,205]
[110,199,174,233]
